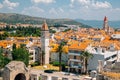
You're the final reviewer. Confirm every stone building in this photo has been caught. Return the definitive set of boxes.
[41,21,50,64]
[103,16,114,34]
[2,61,29,80]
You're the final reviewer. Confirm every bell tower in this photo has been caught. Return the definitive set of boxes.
[103,16,108,32]
[41,20,50,64]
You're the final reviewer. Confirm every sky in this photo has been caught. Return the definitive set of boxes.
[0,0,120,20]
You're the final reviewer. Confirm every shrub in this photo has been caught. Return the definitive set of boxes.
[31,61,40,67]
[52,61,65,66]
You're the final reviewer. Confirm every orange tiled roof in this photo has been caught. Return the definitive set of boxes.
[68,41,90,51]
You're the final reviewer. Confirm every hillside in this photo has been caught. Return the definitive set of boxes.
[0,13,91,28]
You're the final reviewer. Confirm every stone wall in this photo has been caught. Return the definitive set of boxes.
[2,61,30,80]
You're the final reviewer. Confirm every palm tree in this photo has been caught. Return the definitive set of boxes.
[80,51,93,74]
[55,40,67,71]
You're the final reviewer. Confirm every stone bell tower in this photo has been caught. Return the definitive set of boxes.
[41,20,50,64]
[103,16,109,32]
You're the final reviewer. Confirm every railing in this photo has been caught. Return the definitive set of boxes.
[70,65,82,68]
[69,59,83,63]
[68,53,81,55]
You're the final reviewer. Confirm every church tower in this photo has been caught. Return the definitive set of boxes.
[41,20,50,64]
[103,16,108,32]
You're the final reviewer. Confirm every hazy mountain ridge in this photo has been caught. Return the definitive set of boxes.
[0,13,91,28]
[75,19,120,29]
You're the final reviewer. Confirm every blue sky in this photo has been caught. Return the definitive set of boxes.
[0,0,120,20]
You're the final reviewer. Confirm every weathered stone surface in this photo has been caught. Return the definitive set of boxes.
[2,61,29,80]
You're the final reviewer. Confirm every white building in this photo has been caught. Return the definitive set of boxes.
[50,52,68,64]
[87,44,119,71]
[111,34,120,40]
[67,42,119,73]
[28,48,36,64]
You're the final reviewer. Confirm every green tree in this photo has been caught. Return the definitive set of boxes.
[0,48,11,68]
[1,26,41,37]
[12,43,16,50]
[80,51,93,74]
[12,48,29,66]
[55,40,67,71]
[0,47,3,53]
[49,29,56,33]
[63,28,71,32]
[20,44,26,48]
[0,52,4,68]
[3,32,9,37]
[0,32,9,40]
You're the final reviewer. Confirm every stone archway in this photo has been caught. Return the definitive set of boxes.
[14,73,26,80]
[2,61,29,80]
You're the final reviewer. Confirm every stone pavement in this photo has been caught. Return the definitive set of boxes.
[30,68,89,80]
[0,77,3,80]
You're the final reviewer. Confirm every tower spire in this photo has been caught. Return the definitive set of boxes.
[104,16,108,22]
[41,20,49,31]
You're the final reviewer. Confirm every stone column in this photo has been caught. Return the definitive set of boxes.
[98,60,103,73]
[47,76,51,80]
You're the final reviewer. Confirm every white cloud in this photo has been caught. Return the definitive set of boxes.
[70,0,90,7]
[3,0,19,9]
[92,1,112,9]
[78,0,90,5]
[67,0,119,20]
[22,6,44,16]
[31,0,55,4]
[0,3,3,8]
[70,0,112,9]
[22,7,65,18]
[49,8,57,14]
[58,8,64,13]
[114,8,120,11]
[30,6,44,12]
[0,0,19,9]
[49,7,64,15]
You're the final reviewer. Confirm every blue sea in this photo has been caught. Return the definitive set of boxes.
[75,19,120,29]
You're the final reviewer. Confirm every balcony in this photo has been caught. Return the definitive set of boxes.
[69,59,83,63]
[68,59,83,69]
[68,52,81,56]
[70,64,82,69]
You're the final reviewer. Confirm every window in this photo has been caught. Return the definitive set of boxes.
[94,48,97,52]
[112,54,117,58]
[74,50,78,53]
[34,78,36,80]
[74,56,76,59]
[102,49,105,53]
[29,57,33,60]
[112,60,116,64]
[30,52,33,55]
[105,57,111,61]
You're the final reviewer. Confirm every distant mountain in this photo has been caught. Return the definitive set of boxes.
[75,19,120,29]
[0,13,91,28]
